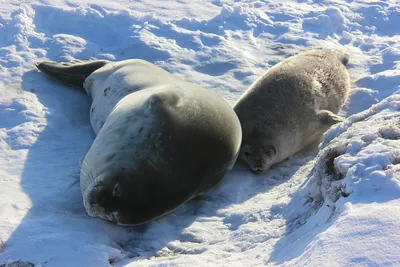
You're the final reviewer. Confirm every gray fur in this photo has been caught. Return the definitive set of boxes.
[233,49,351,174]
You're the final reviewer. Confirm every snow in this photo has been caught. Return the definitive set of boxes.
[0,0,399,266]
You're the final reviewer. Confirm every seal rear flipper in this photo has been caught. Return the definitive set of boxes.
[35,60,110,90]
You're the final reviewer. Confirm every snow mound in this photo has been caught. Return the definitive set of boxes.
[310,93,400,205]
[302,7,347,37]
[355,3,400,36]
[176,3,276,36]
[270,94,400,266]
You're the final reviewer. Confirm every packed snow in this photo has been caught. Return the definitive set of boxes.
[0,0,399,266]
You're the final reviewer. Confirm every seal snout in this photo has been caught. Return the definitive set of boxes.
[85,172,141,224]
[88,180,122,213]
[90,189,106,206]
[251,167,266,175]
[251,164,268,175]
[89,183,121,205]
[85,181,123,223]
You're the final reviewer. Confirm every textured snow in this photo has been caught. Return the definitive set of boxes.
[0,0,399,266]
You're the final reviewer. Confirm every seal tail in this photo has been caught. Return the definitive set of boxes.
[35,60,110,90]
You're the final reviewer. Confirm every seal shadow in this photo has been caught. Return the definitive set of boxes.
[0,69,133,266]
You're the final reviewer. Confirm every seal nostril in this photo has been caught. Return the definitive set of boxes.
[252,168,264,174]
[112,182,122,197]
[92,192,106,206]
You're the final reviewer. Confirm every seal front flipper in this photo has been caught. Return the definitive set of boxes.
[35,60,110,90]
[317,110,344,127]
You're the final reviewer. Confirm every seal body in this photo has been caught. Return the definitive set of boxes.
[233,49,350,174]
[36,59,242,225]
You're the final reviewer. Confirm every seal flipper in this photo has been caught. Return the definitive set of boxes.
[332,50,350,66]
[317,110,344,127]
[35,60,110,90]
[340,53,350,66]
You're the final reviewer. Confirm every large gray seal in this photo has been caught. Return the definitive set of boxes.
[36,59,242,225]
[233,49,350,174]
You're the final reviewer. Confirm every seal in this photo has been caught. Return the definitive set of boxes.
[36,59,242,225]
[233,48,350,174]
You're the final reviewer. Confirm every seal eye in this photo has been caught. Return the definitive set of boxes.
[244,152,251,157]
[262,146,275,157]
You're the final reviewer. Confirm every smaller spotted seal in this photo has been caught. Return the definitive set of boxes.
[233,48,351,174]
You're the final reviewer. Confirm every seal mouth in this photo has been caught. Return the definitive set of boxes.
[87,204,118,223]
[251,168,267,175]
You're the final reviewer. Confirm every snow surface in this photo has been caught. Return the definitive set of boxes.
[0,0,399,266]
